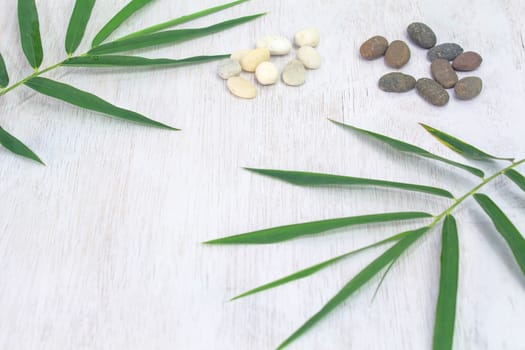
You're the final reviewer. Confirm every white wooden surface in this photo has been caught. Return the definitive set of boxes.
[1,1,524,349]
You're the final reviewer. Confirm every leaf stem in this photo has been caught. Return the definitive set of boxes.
[430,158,525,227]
[0,60,65,97]
[370,158,524,297]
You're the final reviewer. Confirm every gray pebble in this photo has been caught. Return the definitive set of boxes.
[378,72,416,92]
[455,77,482,100]
[431,59,458,88]
[407,22,437,49]
[217,59,241,79]
[427,43,464,61]
[416,78,450,106]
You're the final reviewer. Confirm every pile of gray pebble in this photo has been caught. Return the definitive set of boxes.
[360,22,483,106]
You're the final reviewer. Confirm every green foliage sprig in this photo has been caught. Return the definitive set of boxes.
[0,0,263,164]
[207,120,525,350]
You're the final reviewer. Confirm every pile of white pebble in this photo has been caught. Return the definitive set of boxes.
[217,28,322,99]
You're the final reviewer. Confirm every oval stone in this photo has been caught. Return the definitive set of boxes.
[360,36,389,60]
[384,40,411,68]
[240,48,270,72]
[297,46,322,69]
[416,78,450,106]
[431,59,458,88]
[294,28,321,47]
[282,60,306,86]
[256,35,292,56]
[227,76,257,99]
[217,59,241,80]
[255,61,279,85]
[230,49,250,62]
[452,51,483,71]
[407,22,437,49]
[427,43,463,61]
[378,72,416,92]
[454,77,482,100]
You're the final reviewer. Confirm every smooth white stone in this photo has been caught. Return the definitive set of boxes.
[255,61,279,85]
[294,28,321,47]
[297,46,322,69]
[217,59,242,79]
[227,76,257,99]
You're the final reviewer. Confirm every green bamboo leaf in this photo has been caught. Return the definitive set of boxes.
[433,215,459,350]
[421,123,514,162]
[0,126,44,164]
[0,53,8,87]
[276,227,429,350]
[329,119,485,178]
[92,0,155,47]
[24,77,177,130]
[371,258,396,301]
[474,193,525,275]
[63,54,228,67]
[65,0,96,54]
[505,169,525,192]
[116,0,250,41]
[245,168,454,199]
[205,212,432,244]
[18,0,43,68]
[88,13,265,56]
[231,229,416,301]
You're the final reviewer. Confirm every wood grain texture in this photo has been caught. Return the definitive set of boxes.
[1,0,524,349]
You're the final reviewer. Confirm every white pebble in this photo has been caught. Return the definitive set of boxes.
[255,62,279,85]
[240,48,271,72]
[282,60,306,86]
[294,28,320,47]
[217,59,242,79]
[227,76,257,99]
[230,49,250,62]
[256,35,292,55]
[297,46,322,69]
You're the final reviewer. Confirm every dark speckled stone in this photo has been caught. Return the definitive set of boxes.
[455,77,483,100]
[416,78,450,106]
[407,22,437,49]
[378,72,416,92]
[427,43,464,61]
[431,59,458,88]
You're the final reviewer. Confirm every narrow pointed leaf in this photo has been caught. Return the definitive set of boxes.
[0,126,44,164]
[0,53,9,87]
[117,0,250,41]
[24,77,177,130]
[433,215,459,350]
[65,0,96,54]
[18,0,43,68]
[421,123,514,162]
[92,0,155,47]
[88,13,265,55]
[63,54,228,67]
[371,259,396,301]
[474,193,525,275]
[245,168,454,199]
[276,227,429,350]
[232,229,415,301]
[329,119,484,178]
[506,169,525,192]
[205,212,432,244]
